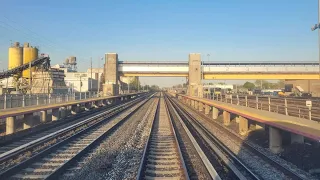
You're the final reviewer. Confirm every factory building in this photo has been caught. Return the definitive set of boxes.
[52,65,98,93]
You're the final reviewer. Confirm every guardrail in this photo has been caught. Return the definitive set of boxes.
[0,92,100,110]
[202,94,320,122]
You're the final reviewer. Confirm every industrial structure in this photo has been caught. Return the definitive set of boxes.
[0,42,67,94]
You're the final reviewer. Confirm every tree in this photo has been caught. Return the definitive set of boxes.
[129,77,140,90]
[277,80,285,89]
[243,82,255,90]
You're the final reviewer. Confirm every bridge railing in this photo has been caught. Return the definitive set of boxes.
[203,94,320,122]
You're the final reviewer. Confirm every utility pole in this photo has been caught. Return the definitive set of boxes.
[29,61,32,94]
[98,57,103,94]
[127,80,130,93]
[311,0,320,79]
[90,57,92,93]
[207,54,210,71]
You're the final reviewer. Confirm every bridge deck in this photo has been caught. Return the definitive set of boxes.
[0,93,139,119]
[183,96,320,141]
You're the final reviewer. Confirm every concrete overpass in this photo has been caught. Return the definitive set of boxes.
[102,53,320,96]
[119,61,320,80]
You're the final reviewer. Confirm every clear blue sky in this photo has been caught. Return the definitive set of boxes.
[0,0,319,86]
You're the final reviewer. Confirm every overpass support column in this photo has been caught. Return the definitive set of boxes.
[205,104,210,115]
[199,102,203,111]
[103,53,119,96]
[40,110,47,123]
[52,108,60,121]
[239,116,248,135]
[188,53,202,97]
[223,111,230,126]
[291,133,304,144]
[23,113,34,129]
[212,107,219,119]
[269,127,282,154]
[6,116,16,135]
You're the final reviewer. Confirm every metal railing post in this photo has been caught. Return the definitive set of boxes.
[22,95,25,107]
[66,94,68,102]
[245,96,248,107]
[4,94,7,109]
[37,95,39,105]
[10,95,12,108]
[256,96,259,109]
[85,92,87,99]
[237,95,239,105]
[230,95,233,104]
[285,98,288,115]
[309,106,312,120]
[49,94,51,104]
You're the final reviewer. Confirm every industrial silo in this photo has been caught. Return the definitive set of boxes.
[22,43,38,78]
[8,42,23,70]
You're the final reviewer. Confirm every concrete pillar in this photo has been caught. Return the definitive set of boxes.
[85,103,91,111]
[188,53,202,97]
[269,127,282,154]
[23,113,34,130]
[40,110,47,123]
[239,116,248,135]
[205,104,210,115]
[71,104,80,114]
[223,111,230,126]
[47,111,52,122]
[93,101,99,108]
[6,116,16,135]
[52,108,60,121]
[212,107,219,119]
[199,102,203,111]
[102,100,107,106]
[103,53,119,96]
[60,107,66,118]
[291,133,304,144]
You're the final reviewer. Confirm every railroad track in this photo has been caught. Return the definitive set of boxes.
[137,93,189,180]
[0,99,130,154]
[0,93,154,180]
[165,95,257,179]
[169,94,307,180]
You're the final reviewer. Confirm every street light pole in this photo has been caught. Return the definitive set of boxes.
[207,54,210,71]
